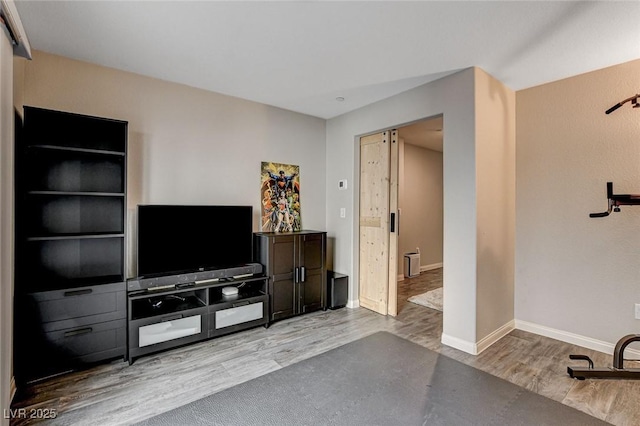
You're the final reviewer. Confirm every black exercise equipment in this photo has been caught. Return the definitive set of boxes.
[589,182,640,217]
[568,335,640,380]
[569,179,640,379]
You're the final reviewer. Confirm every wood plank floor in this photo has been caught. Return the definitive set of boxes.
[11,269,640,425]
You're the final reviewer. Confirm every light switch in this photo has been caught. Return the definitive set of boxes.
[340,208,346,218]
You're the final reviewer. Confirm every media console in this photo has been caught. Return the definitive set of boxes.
[126,264,267,363]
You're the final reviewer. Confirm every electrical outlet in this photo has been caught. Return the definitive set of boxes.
[635,303,640,320]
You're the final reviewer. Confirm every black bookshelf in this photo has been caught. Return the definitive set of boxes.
[14,107,128,381]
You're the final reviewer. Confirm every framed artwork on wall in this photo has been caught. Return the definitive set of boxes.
[260,162,301,232]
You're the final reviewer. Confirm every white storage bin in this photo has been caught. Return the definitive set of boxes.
[404,253,420,278]
[138,315,201,347]
[215,302,263,329]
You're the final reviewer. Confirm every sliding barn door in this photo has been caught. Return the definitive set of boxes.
[359,130,398,315]
[387,130,399,316]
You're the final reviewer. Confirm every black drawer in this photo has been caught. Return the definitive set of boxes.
[43,319,126,362]
[24,282,126,331]
[17,319,126,380]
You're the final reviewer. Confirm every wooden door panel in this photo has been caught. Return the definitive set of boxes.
[359,131,390,315]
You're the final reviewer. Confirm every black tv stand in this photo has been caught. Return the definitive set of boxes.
[126,273,268,364]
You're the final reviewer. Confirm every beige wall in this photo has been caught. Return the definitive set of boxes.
[516,59,640,348]
[15,50,326,278]
[475,68,516,343]
[398,141,443,273]
[0,28,15,424]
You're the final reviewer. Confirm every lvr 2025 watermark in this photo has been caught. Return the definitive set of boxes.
[3,408,57,419]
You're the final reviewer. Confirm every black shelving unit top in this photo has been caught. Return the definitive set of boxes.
[27,191,125,197]
[23,106,127,153]
[27,145,125,156]
[27,233,125,242]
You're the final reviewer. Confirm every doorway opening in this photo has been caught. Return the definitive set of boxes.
[396,117,443,315]
[358,115,444,317]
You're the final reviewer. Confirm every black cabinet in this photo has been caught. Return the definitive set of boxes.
[15,107,128,381]
[127,276,268,363]
[254,231,327,322]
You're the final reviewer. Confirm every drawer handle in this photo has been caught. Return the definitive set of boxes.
[161,314,183,322]
[64,289,93,297]
[64,327,93,337]
[232,301,250,308]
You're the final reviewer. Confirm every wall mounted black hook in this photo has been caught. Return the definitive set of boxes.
[606,93,640,114]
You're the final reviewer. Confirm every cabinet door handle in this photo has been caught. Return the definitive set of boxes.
[300,266,306,283]
[64,327,93,337]
[295,267,299,283]
[64,289,92,297]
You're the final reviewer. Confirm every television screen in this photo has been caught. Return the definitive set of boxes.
[137,205,253,277]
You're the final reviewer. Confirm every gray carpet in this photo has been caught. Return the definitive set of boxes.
[137,331,607,426]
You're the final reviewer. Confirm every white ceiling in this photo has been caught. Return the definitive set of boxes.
[14,1,640,119]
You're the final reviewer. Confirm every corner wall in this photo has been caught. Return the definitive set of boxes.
[474,68,516,344]
[516,59,640,348]
[16,50,326,278]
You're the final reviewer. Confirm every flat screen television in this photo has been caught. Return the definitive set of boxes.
[137,205,253,277]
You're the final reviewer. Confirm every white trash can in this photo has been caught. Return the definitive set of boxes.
[404,253,420,278]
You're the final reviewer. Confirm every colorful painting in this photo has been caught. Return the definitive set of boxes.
[261,162,301,232]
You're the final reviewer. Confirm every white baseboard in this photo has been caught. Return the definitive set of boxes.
[476,320,515,354]
[346,299,360,309]
[10,376,16,403]
[515,319,640,357]
[421,262,442,272]
[441,333,477,355]
[442,320,514,356]
[397,262,443,282]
